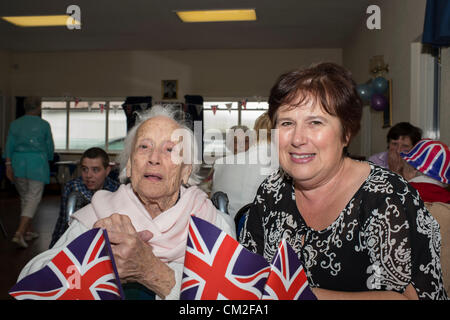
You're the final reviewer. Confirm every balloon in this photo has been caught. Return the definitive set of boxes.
[356,83,373,103]
[372,76,388,94]
[371,93,388,111]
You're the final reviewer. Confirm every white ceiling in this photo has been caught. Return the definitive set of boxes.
[0,0,374,52]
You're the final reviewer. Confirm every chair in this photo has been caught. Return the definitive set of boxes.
[211,191,229,215]
[424,201,450,294]
[49,152,61,183]
[234,203,252,237]
[66,191,80,224]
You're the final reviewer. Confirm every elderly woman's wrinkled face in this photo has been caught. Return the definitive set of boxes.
[127,116,192,204]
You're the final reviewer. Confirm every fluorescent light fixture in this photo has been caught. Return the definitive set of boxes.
[176,9,256,23]
[1,15,80,27]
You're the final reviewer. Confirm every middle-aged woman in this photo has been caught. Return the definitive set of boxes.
[239,62,448,300]
[17,105,235,299]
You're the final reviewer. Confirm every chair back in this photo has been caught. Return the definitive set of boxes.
[425,201,450,294]
[234,203,252,237]
[66,191,79,224]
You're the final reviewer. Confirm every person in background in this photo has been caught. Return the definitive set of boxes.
[49,147,120,248]
[3,96,55,248]
[240,62,447,299]
[17,105,235,300]
[368,122,422,176]
[401,139,450,203]
[211,113,276,218]
[227,125,251,155]
[201,125,252,195]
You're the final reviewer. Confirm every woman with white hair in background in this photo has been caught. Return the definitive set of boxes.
[211,114,276,219]
[16,105,235,300]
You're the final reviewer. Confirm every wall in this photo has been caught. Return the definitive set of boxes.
[1,48,342,156]
[9,48,342,99]
[440,47,450,144]
[343,0,428,157]
[0,50,12,152]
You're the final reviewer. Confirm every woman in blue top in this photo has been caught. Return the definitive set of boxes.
[4,96,54,248]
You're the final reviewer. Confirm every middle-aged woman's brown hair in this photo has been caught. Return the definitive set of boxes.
[267,62,363,145]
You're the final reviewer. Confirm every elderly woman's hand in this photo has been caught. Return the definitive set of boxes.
[93,214,175,298]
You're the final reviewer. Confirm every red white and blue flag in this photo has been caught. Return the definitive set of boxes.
[180,216,316,300]
[180,216,271,299]
[400,139,450,184]
[9,228,124,300]
[262,238,316,300]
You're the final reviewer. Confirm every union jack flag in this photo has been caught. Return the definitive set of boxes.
[9,228,124,300]
[180,216,271,300]
[180,216,316,300]
[262,239,316,300]
[401,139,450,184]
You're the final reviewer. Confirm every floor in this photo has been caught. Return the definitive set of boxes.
[0,184,61,300]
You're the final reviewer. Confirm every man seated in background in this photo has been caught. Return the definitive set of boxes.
[49,147,120,248]
[368,122,422,176]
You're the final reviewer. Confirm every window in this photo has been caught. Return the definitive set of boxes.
[41,98,127,152]
[69,100,106,150]
[203,99,268,162]
[41,97,268,160]
[41,101,67,150]
[108,101,128,151]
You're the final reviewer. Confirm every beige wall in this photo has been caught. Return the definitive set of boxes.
[1,48,342,155]
[9,48,342,98]
[343,0,428,157]
[440,47,450,144]
[0,50,12,151]
[2,48,343,152]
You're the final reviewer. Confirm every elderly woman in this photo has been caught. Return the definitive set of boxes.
[239,62,448,300]
[17,105,235,299]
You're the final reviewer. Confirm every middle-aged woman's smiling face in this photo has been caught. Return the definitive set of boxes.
[127,116,192,208]
[275,95,348,188]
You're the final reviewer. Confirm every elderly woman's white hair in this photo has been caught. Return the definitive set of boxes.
[117,105,202,185]
[23,96,42,113]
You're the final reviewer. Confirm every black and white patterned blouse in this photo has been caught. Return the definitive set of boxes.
[239,164,448,300]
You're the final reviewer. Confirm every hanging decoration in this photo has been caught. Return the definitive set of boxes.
[358,77,390,112]
[356,82,373,104]
[211,105,218,115]
[241,99,248,110]
[225,103,232,114]
[372,76,389,94]
[356,55,392,128]
[370,93,389,111]
[100,103,105,113]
